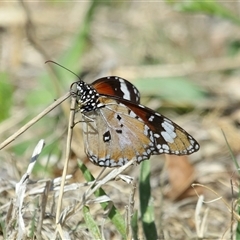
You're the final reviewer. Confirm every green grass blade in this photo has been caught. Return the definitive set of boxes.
[60,0,100,75]
[222,130,240,238]
[83,206,102,240]
[78,161,127,239]
[166,0,240,25]
[139,160,158,240]
[0,71,13,121]
[131,210,138,240]
[135,77,206,104]
[222,130,240,173]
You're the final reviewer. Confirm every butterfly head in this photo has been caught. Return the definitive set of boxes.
[74,80,103,112]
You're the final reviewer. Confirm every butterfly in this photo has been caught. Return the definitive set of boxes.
[72,76,200,167]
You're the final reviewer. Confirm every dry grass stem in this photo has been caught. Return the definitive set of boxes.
[37,180,51,236]
[60,159,136,224]
[6,140,45,239]
[126,179,136,239]
[0,93,70,150]
[56,93,76,236]
[192,183,240,221]
[114,55,240,79]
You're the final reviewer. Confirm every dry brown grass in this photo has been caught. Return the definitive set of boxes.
[1,1,240,239]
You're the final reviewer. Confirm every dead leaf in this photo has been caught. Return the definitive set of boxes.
[165,155,202,200]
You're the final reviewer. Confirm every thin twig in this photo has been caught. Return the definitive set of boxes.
[0,92,70,150]
[230,177,234,240]
[84,167,107,200]
[61,159,136,223]
[127,179,136,239]
[37,180,51,237]
[56,92,76,236]
[192,183,240,221]
[114,54,240,79]
[15,139,45,240]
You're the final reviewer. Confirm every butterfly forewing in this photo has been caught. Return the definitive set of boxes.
[92,76,140,104]
[113,98,200,155]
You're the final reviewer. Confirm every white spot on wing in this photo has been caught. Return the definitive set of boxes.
[190,139,195,145]
[129,110,137,118]
[161,131,174,143]
[144,125,150,136]
[162,121,176,139]
[148,115,154,122]
[119,78,131,100]
[109,160,117,167]
[163,117,172,123]
[162,144,169,150]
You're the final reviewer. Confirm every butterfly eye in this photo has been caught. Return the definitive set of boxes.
[75,76,199,167]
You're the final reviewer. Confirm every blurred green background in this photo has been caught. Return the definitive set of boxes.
[1,1,240,239]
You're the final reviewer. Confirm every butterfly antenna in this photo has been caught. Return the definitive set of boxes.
[45,60,81,80]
